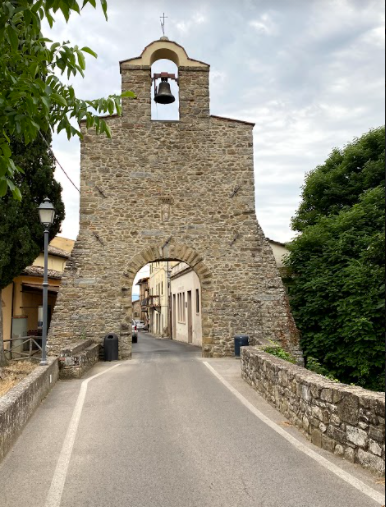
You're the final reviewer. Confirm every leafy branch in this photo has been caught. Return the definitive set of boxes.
[0,0,135,199]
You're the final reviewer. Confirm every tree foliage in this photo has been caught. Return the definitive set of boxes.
[0,0,134,198]
[0,132,65,365]
[286,128,385,391]
[0,133,64,290]
[292,127,385,232]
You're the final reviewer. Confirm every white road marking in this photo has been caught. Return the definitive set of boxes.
[44,364,121,507]
[203,361,385,506]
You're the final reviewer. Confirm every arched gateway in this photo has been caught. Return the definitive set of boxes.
[48,38,302,361]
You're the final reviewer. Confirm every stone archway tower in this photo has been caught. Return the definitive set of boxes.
[49,38,302,361]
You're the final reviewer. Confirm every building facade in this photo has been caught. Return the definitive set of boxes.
[169,240,288,348]
[170,263,202,347]
[267,239,289,272]
[48,38,302,361]
[147,262,178,337]
[132,299,141,320]
[136,277,149,325]
[1,237,74,354]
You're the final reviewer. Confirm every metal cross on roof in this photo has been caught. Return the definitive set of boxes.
[160,13,168,36]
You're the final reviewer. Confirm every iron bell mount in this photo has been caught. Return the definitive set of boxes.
[153,72,178,105]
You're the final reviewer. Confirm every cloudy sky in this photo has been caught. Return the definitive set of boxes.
[43,0,385,246]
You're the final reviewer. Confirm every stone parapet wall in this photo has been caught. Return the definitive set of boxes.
[0,358,59,463]
[241,347,385,475]
[58,340,100,379]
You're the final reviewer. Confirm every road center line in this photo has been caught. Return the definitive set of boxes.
[44,364,121,507]
[203,361,385,506]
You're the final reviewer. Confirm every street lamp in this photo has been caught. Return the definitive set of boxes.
[38,198,55,366]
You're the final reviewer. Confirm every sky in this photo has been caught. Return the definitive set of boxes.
[43,0,385,261]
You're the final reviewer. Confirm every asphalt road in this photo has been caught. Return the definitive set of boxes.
[0,333,383,507]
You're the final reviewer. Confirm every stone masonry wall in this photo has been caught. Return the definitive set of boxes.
[241,347,385,475]
[48,41,302,361]
[0,358,59,463]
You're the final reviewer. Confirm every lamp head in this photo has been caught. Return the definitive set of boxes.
[38,198,55,227]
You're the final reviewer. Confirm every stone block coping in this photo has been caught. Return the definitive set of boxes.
[241,346,385,476]
[58,340,100,380]
[0,358,59,463]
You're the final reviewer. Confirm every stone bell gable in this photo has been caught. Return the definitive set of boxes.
[48,38,302,361]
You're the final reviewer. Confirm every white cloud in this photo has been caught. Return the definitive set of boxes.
[174,8,208,34]
[42,0,385,244]
[249,13,278,35]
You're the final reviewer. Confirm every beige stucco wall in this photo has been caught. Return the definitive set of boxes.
[33,254,67,272]
[268,241,289,268]
[121,39,209,68]
[148,261,178,336]
[51,237,75,252]
[149,262,168,335]
[171,263,202,347]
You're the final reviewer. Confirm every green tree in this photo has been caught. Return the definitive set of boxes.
[292,127,385,232]
[0,132,65,366]
[286,128,385,391]
[0,0,134,198]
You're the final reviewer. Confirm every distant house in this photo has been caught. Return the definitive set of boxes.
[170,263,202,347]
[1,237,75,352]
[168,239,289,347]
[147,262,178,337]
[267,238,289,267]
[135,277,150,325]
[132,299,142,320]
[267,238,290,276]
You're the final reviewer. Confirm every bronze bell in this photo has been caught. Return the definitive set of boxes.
[154,78,175,105]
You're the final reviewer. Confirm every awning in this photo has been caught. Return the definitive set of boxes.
[22,283,60,294]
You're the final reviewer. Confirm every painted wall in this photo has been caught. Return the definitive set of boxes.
[1,238,74,343]
[171,263,202,347]
[148,261,178,337]
[51,237,75,252]
[33,254,67,272]
[268,240,289,268]
[148,262,169,336]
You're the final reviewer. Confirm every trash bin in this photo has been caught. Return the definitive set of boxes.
[234,335,249,357]
[104,333,119,361]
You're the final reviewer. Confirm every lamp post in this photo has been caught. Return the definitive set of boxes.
[38,198,55,366]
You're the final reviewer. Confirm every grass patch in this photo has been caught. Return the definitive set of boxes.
[264,345,297,364]
[0,361,38,397]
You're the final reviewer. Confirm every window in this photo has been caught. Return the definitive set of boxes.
[196,289,200,314]
[177,292,186,323]
[161,282,164,295]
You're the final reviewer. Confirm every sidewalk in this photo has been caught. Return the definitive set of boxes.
[203,357,385,501]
